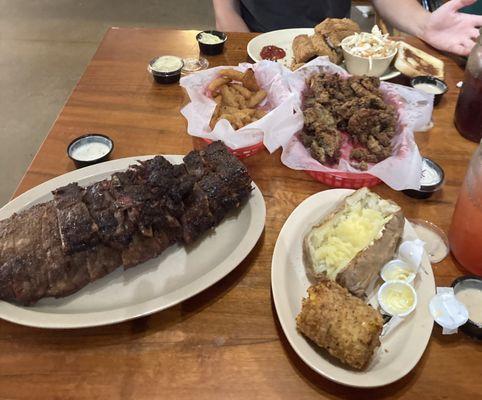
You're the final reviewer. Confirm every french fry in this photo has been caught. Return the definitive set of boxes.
[220,105,239,114]
[209,103,221,129]
[220,85,238,107]
[236,95,247,108]
[231,84,253,99]
[219,69,245,81]
[254,109,268,119]
[219,113,242,130]
[208,77,231,92]
[242,68,259,91]
[206,68,268,130]
[246,90,267,108]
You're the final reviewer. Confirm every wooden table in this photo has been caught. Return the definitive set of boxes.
[1,28,480,400]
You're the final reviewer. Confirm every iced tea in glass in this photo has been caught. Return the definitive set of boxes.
[449,141,482,275]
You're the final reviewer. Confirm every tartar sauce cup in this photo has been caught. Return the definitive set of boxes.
[402,157,444,199]
[196,30,227,55]
[452,276,482,339]
[67,134,114,168]
[378,280,418,317]
[148,55,184,84]
[410,76,448,106]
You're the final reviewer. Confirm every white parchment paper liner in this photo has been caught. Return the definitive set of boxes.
[264,57,434,190]
[180,60,301,150]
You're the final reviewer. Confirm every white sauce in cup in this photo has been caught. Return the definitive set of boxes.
[151,56,183,73]
[455,288,482,325]
[414,83,445,95]
[71,141,110,161]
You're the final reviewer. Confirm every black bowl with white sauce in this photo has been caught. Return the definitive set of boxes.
[67,134,114,168]
[196,30,227,55]
[148,55,184,84]
[402,157,445,199]
[452,276,482,340]
[410,76,448,106]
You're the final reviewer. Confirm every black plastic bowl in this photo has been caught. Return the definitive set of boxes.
[452,276,482,340]
[147,56,184,84]
[410,76,448,106]
[402,157,444,199]
[196,30,227,56]
[67,133,114,168]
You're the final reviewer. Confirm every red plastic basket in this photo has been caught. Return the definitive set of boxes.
[305,170,382,189]
[201,138,265,159]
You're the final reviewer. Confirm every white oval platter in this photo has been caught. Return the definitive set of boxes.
[271,188,435,388]
[0,155,266,329]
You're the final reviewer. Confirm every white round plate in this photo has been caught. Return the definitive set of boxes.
[271,189,435,388]
[247,29,401,80]
[0,155,266,329]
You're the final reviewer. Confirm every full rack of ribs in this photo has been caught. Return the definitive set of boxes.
[0,141,252,305]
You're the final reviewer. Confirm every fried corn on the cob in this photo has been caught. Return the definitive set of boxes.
[296,280,383,370]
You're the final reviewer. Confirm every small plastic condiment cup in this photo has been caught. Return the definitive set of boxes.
[381,259,416,285]
[378,280,418,317]
[67,133,114,168]
[196,30,227,56]
[402,157,444,199]
[410,75,448,106]
[147,56,184,84]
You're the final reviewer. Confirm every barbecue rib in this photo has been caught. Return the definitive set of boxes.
[0,142,253,305]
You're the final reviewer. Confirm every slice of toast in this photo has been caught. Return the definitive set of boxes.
[394,41,444,80]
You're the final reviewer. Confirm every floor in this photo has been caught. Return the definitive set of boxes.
[0,1,373,207]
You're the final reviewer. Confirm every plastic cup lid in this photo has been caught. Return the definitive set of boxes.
[182,57,209,74]
[408,219,449,263]
[429,287,469,333]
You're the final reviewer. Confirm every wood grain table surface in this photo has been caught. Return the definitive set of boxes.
[1,28,481,400]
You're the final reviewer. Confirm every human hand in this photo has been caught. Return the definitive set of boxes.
[421,0,482,56]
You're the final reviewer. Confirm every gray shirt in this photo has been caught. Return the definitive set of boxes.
[240,0,351,32]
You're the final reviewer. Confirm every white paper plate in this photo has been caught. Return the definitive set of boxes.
[247,28,401,80]
[0,155,266,329]
[271,189,435,388]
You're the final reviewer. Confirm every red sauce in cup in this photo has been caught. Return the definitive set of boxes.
[260,45,286,61]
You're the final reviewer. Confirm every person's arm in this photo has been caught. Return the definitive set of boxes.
[373,0,482,56]
[212,0,250,32]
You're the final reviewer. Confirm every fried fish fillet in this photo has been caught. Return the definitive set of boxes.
[296,280,383,370]
[293,34,317,63]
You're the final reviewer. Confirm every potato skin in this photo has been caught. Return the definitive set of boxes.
[336,208,404,297]
[303,193,404,297]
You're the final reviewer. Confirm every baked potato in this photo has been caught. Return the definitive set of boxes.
[303,187,404,297]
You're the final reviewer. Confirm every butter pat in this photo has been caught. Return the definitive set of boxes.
[378,281,417,317]
[381,259,416,284]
